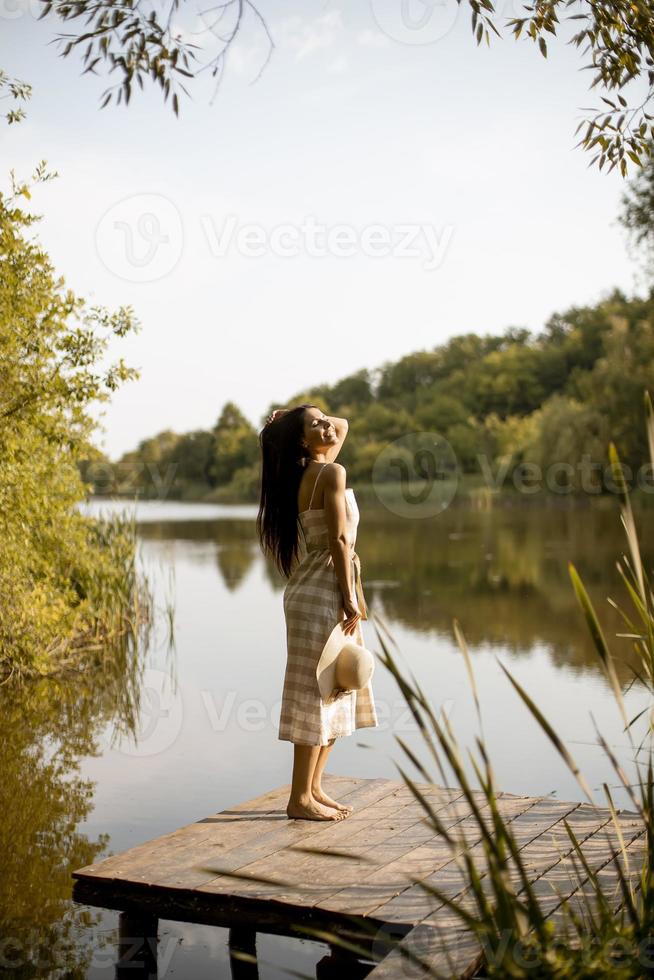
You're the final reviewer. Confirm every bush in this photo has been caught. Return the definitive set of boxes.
[0,172,149,676]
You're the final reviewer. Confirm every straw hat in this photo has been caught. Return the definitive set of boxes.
[316,621,375,703]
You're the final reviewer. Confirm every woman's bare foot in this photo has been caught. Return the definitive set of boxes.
[286,792,348,821]
[311,785,354,813]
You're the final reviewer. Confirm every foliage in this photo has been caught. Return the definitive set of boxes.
[37,0,274,115]
[110,428,182,498]
[619,141,654,280]
[519,394,611,492]
[502,0,654,176]
[0,614,146,975]
[100,403,260,500]
[360,392,654,977]
[319,368,374,412]
[0,173,148,675]
[31,1,654,173]
[570,304,654,466]
[0,69,32,125]
[101,289,654,502]
[208,401,259,487]
[194,397,654,978]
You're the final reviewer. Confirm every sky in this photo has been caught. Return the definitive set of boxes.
[1,0,647,459]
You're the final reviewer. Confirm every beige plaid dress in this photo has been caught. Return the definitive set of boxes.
[279,471,378,746]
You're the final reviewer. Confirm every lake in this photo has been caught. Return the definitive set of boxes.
[1,496,651,978]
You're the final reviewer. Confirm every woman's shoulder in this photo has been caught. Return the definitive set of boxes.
[320,461,347,491]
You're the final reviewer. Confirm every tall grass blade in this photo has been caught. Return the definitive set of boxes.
[568,561,629,729]
[497,658,594,802]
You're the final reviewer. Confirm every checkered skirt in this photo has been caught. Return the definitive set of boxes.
[279,489,378,746]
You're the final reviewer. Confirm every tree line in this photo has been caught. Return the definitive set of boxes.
[82,284,654,501]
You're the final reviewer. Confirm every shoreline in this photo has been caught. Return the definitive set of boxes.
[88,476,654,511]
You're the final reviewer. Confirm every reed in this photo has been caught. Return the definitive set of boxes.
[209,391,654,979]
[362,390,654,977]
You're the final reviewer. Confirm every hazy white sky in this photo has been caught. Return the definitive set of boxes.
[1,0,645,458]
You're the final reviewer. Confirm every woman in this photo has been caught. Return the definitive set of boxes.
[257,404,378,821]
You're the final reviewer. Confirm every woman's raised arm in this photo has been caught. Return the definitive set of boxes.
[322,416,348,463]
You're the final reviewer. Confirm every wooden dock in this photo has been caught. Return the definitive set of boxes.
[72,775,645,979]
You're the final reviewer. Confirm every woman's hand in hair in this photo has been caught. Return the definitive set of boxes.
[265,407,289,425]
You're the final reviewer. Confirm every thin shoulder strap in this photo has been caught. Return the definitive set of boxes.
[308,463,328,510]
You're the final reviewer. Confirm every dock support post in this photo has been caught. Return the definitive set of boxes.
[116,911,159,979]
[228,927,259,979]
[318,944,372,980]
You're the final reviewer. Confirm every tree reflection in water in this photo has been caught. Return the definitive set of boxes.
[138,502,654,682]
[4,498,652,975]
[0,632,146,977]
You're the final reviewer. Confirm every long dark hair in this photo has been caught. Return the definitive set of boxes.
[256,403,317,578]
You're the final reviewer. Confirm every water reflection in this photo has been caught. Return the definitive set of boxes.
[0,645,144,977]
[140,518,267,593]
[135,502,653,681]
[1,498,650,977]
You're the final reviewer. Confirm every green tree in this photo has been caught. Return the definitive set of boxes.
[0,170,145,674]
[414,393,470,431]
[209,401,258,487]
[572,304,654,467]
[538,296,620,375]
[378,335,506,409]
[169,429,214,488]
[312,369,374,412]
[445,421,483,472]
[463,342,549,419]
[0,589,146,974]
[356,403,414,443]
[480,410,541,466]
[97,283,654,500]
[114,429,181,497]
[618,139,654,280]
[522,393,611,491]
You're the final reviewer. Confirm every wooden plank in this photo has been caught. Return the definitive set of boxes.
[73,875,397,946]
[366,802,644,979]
[73,774,364,885]
[245,792,540,921]
[195,783,461,900]
[529,809,644,917]
[554,830,647,926]
[114,778,406,893]
[74,781,295,880]
[418,797,584,927]
[215,789,470,908]
[413,801,611,935]
[556,844,646,925]
[72,776,646,980]
[364,798,566,974]
[339,792,480,849]
[316,796,494,916]
[367,793,543,923]
[147,775,388,887]
[364,921,483,980]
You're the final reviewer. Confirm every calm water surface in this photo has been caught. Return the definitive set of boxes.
[2,497,652,977]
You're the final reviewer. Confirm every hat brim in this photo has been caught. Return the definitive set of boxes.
[316,620,374,704]
[316,621,347,703]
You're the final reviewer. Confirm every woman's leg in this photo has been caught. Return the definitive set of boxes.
[310,740,353,813]
[286,743,348,821]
